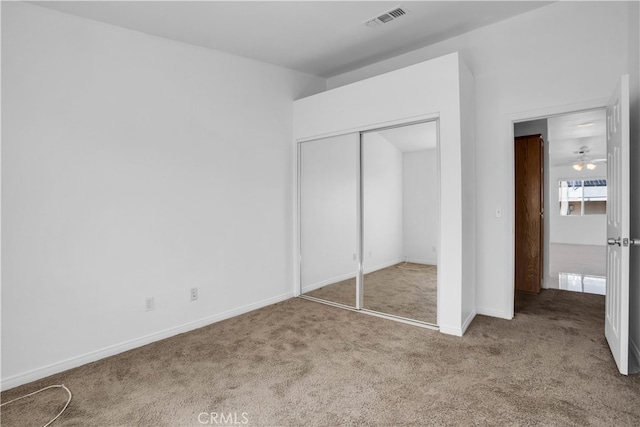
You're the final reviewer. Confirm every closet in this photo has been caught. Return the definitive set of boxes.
[294,52,477,335]
[299,122,439,325]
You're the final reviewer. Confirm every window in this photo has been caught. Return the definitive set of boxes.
[558,179,607,216]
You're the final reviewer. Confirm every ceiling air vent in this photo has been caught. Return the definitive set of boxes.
[363,6,410,27]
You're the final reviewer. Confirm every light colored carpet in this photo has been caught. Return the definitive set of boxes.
[2,290,640,426]
[305,263,437,324]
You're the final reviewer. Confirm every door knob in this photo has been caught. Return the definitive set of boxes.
[607,237,621,246]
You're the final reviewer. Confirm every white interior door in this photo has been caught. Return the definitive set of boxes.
[605,75,630,375]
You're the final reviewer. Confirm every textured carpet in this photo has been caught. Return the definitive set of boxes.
[305,263,437,324]
[2,290,640,426]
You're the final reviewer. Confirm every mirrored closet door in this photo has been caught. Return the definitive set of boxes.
[361,122,439,324]
[298,121,439,325]
[299,133,359,307]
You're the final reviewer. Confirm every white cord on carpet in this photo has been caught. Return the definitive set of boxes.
[0,384,72,427]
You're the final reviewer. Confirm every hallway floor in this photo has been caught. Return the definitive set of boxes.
[548,243,606,295]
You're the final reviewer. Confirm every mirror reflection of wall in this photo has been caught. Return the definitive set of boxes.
[362,121,439,324]
[299,133,358,307]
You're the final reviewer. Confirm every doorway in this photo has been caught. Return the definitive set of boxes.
[513,108,608,308]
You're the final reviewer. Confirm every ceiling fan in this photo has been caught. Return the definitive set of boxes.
[555,146,606,171]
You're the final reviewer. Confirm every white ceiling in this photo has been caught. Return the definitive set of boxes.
[548,109,607,167]
[30,1,553,78]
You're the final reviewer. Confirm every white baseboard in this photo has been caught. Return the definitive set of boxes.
[363,258,404,274]
[438,310,477,337]
[438,324,463,336]
[301,272,356,294]
[404,258,436,266]
[1,292,294,391]
[461,309,477,335]
[302,259,407,293]
[476,306,513,320]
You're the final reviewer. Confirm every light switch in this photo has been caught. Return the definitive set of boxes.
[495,207,502,218]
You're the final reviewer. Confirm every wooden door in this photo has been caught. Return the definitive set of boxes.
[514,134,543,293]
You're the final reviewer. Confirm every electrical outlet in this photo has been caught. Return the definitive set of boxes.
[190,287,198,301]
[145,297,155,311]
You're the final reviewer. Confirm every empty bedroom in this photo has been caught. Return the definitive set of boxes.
[2,1,640,426]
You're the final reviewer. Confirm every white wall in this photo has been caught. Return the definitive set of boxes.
[1,2,326,388]
[403,149,438,265]
[299,134,358,291]
[294,53,476,336]
[549,165,607,246]
[328,1,630,320]
[362,133,404,272]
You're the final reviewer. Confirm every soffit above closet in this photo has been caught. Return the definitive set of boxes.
[30,1,552,78]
